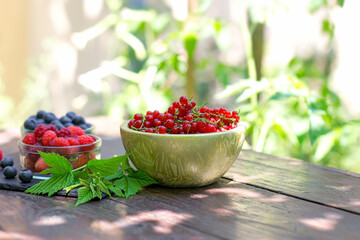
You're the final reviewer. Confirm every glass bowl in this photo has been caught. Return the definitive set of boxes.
[18,135,101,178]
[120,121,247,188]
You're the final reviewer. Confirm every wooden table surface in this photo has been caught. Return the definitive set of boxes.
[1,133,360,240]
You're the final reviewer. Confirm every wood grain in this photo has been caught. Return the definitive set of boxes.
[112,178,360,240]
[224,150,360,213]
[0,190,217,240]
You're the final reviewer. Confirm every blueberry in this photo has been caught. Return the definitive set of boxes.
[79,124,88,130]
[29,115,37,120]
[44,112,57,123]
[3,166,17,179]
[18,169,33,183]
[36,110,46,119]
[60,116,72,124]
[85,123,92,128]
[66,112,77,120]
[24,118,37,130]
[51,119,61,125]
[64,123,74,127]
[72,115,85,125]
[1,157,14,169]
[36,118,45,125]
[54,122,65,130]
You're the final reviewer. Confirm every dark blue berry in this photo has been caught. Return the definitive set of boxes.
[60,116,72,124]
[24,118,37,130]
[1,157,14,169]
[85,123,92,128]
[18,169,33,183]
[36,110,46,119]
[64,123,74,127]
[79,124,88,130]
[66,112,77,120]
[36,118,46,125]
[44,112,57,123]
[72,115,85,125]
[54,122,65,130]
[3,166,17,179]
[29,115,37,120]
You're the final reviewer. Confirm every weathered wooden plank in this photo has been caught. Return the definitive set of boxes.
[0,190,218,240]
[114,179,360,240]
[224,150,360,214]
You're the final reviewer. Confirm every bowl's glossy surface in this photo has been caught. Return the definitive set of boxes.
[18,136,101,174]
[120,121,246,187]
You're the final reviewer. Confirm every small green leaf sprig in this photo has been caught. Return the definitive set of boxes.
[25,151,157,206]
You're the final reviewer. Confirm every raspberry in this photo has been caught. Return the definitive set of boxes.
[47,124,59,135]
[78,135,94,145]
[68,126,85,137]
[67,137,80,146]
[53,137,70,147]
[34,124,48,138]
[58,128,72,138]
[22,133,37,145]
[42,130,57,146]
[0,149,3,161]
[35,157,50,173]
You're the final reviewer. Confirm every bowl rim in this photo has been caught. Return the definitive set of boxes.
[18,135,102,149]
[120,120,247,137]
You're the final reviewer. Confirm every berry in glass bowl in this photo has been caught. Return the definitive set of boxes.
[21,111,94,137]
[18,125,101,178]
[120,96,246,187]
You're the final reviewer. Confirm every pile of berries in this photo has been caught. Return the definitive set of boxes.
[23,110,93,132]
[0,150,33,183]
[128,96,240,134]
[21,124,98,173]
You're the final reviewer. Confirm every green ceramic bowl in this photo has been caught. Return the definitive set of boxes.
[120,121,247,188]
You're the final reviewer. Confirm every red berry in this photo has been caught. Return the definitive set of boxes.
[67,137,80,146]
[68,126,85,137]
[78,135,95,145]
[179,96,188,105]
[158,126,166,134]
[58,128,72,138]
[47,124,59,135]
[153,110,160,118]
[42,131,57,146]
[53,137,70,147]
[146,111,153,116]
[164,119,175,129]
[191,101,196,108]
[34,124,48,138]
[144,121,151,128]
[22,133,37,145]
[133,120,142,128]
[185,114,193,121]
[206,124,216,133]
[128,119,135,128]
[168,106,175,115]
[0,149,3,161]
[157,113,165,121]
[153,119,162,127]
[145,128,155,133]
[145,115,154,123]
[134,113,142,121]
[172,101,180,108]
[35,157,50,172]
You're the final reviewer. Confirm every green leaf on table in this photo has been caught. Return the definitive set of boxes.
[113,170,157,198]
[38,152,72,175]
[109,186,126,198]
[86,155,128,177]
[76,186,96,207]
[25,173,74,196]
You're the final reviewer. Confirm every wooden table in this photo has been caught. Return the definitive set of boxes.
[1,134,360,240]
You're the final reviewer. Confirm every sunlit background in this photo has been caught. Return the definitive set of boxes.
[1,0,359,172]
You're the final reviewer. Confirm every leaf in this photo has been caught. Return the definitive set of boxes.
[76,186,95,206]
[109,186,126,198]
[86,155,128,177]
[25,173,74,196]
[313,131,336,161]
[337,0,345,7]
[184,34,197,59]
[113,170,157,198]
[38,152,72,175]
[236,80,270,103]
[98,179,112,197]
[268,92,298,101]
[215,79,252,99]
[104,169,124,181]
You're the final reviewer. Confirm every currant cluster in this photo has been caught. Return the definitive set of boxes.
[128,96,240,134]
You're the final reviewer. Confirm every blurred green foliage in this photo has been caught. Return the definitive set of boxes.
[74,0,359,172]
